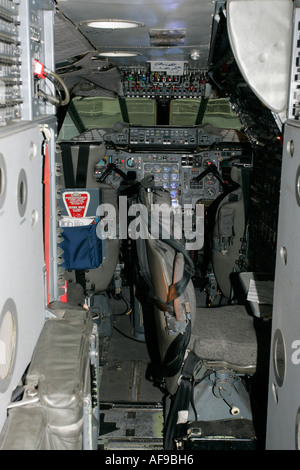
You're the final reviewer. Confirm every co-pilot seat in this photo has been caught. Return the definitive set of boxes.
[136,187,258,450]
[211,164,249,299]
[57,141,120,312]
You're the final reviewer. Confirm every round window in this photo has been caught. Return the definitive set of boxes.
[0,299,17,391]
[273,329,286,387]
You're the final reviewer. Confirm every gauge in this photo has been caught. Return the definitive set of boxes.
[162,165,170,172]
[205,174,217,185]
[127,157,136,168]
[154,174,161,181]
[170,190,177,198]
[206,187,216,197]
[153,164,161,172]
[171,173,178,180]
[162,173,169,180]
[163,182,169,189]
[144,164,152,172]
[171,182,178,189]
[171,164,178,171]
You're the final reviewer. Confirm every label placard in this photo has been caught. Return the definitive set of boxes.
[63,191,90,218]
[150,61,185,75]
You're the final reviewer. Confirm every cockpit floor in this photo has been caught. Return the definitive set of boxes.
[98,316,163,404]
[97,293,164,449]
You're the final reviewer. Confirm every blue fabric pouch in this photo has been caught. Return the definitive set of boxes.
[61,223,102,270]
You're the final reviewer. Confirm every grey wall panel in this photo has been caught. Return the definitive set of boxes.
[266,121,300,449]
[0,124,46,431]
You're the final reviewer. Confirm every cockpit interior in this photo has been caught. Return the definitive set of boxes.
[0,0,296,452]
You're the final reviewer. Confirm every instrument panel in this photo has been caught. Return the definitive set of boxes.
[120,66,207,99]
[94,125,249,207]
[103,124,222,148]
[94,148,244,207]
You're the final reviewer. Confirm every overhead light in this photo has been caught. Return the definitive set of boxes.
[81,19,145,29]
[98,51,141,57]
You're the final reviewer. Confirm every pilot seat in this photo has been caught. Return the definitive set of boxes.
[135,183,258,450]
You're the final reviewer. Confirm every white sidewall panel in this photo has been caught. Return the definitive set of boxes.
[0,125,45,430]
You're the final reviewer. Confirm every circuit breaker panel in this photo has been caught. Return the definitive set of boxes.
[0,0,55,125]
[0,0,57,433]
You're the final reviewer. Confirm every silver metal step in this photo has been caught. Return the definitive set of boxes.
[98,402,164,450]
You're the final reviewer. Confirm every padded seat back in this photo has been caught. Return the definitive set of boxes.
[136,188,195,394]
[56,142,119,293]
[211,165,249,298]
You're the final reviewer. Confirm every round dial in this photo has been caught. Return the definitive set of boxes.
[206,187,216,197]
[127,157,136,168]
[205,174,217,185]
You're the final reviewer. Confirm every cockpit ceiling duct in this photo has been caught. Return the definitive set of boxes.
[149,29,186,47]
[54,0,217,70]
[56,52,122,98]
[55,12,92,65]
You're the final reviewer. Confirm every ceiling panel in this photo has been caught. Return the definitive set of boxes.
[55,0,217,68]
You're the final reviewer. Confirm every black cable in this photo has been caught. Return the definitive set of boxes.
[113,323,145,343]
[191,367,225,421]
[107,294,145,342]
[111,294,132,316]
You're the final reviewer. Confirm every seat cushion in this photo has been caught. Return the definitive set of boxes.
[188,305,257,368]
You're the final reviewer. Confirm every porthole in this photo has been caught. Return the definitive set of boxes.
[19,180,25,205]
[17,169,27,217]
[287,139,294,158]
[296,165,300,207]
[0,299,17,392]
[273,329,286,387]
[0,167,4,198]
[0,153,7,210]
